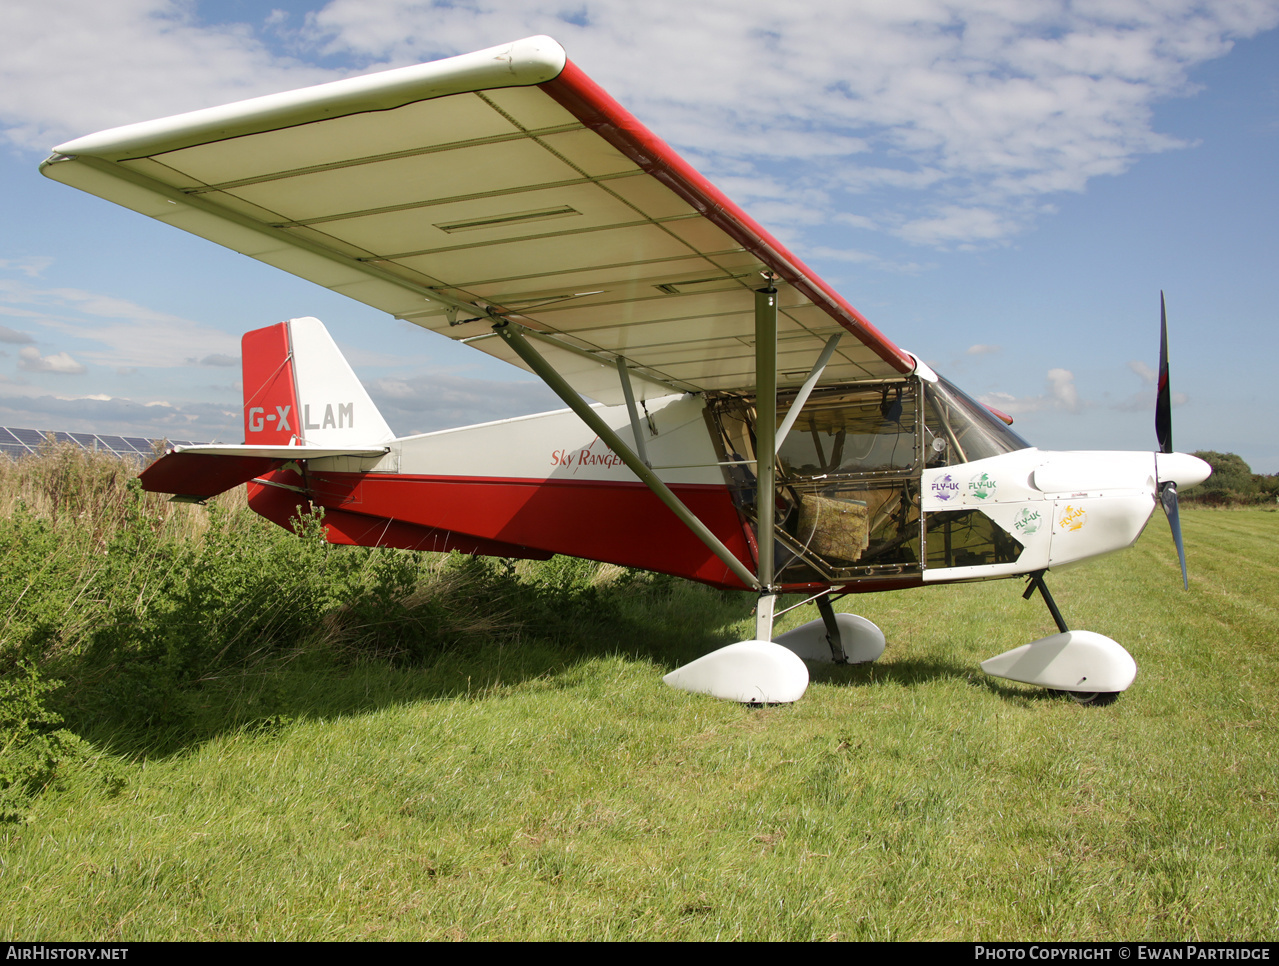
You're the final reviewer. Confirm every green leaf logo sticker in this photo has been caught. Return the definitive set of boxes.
[967,472,996,502]
[1013,507,1042,535]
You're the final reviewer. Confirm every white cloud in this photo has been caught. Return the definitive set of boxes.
[833,213,879,231]
[369,372,561,435]
[1129,359,1157,384]
[895,205,1024,247]
[191,353,239,368]
[296,0,1279,245]
[1114,359,1187,412]
[1047,367,1080,412]
[0,0,340,149]
[0,278,239,368]
[4,0,1278,256]
[981,366,1082,414]
[967,344,1001,356]
[18,346,86,374]
[0,257,52,278]
[805,246,878,265]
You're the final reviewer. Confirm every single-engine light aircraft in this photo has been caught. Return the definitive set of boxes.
[41,37,1210,705]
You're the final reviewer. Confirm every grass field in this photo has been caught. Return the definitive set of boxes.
[1,461,1276,939]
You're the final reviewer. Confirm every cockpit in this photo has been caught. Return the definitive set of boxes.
[707,373,1031,585]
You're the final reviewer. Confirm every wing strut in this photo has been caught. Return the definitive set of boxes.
[616,356,652,468]
[493,320,761,591]
[774,333,841,454]
[754,279,779,641]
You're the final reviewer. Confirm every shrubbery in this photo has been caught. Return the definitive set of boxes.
[0,662,84,823]
[0,445,722,822]
[1182,451,1279,506]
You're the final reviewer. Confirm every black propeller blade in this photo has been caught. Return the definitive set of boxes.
[1156,291,1173,455]
[1155,291,1188,589]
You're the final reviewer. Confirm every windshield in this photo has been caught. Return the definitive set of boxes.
[923,375,1031,467]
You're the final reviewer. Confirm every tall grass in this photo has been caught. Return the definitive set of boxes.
[0,442,230,546]
[0,447,745,811]
[1,451,1276,939]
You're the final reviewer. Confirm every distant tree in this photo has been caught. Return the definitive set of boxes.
[1256,473,1279,503]
[1183,451,1258,504]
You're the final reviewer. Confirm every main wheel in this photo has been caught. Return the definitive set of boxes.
[1068,690,1119,707]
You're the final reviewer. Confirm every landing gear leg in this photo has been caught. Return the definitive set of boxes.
[772,592,885,663]
[1023,572,1106,702]
[755,591,777,643]
[1023,569,1068,634]
[815,593,849,664]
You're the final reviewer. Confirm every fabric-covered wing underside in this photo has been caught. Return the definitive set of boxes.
[42,37,913,405]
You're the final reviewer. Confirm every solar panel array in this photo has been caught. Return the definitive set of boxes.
[0,427,201,462]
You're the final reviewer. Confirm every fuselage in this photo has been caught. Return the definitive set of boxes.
[244,378,1209,593]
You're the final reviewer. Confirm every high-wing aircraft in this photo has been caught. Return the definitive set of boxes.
[41,37,1209,706]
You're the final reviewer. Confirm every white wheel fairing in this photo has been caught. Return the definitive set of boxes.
[980,630,1137,693]
[663,640,809,704]
[773,613,886,664]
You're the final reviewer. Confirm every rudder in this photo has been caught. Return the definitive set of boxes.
[242,322,299,445]
[242,317,394,447]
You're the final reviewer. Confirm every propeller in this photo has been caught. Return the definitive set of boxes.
[1155,291,1189,589]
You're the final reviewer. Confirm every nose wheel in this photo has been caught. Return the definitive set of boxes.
[1066,690,1120,706]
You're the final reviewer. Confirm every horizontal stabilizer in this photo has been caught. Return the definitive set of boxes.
[140,451,282,500]
[174,443,389,459]
[142,443,389,500]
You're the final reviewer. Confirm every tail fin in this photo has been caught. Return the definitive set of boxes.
[141,317,393,500]
[242,316,394,447]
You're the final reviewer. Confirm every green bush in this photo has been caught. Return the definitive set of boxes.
[1182,451,1277,505]
[0,662,84,823]
[0,448,738,819]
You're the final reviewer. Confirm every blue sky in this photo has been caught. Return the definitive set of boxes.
[2,0,1277,471]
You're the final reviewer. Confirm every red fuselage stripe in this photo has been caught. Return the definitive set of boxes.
[261,467,756,589]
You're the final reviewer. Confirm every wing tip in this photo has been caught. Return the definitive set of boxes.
[50,36,568,160]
